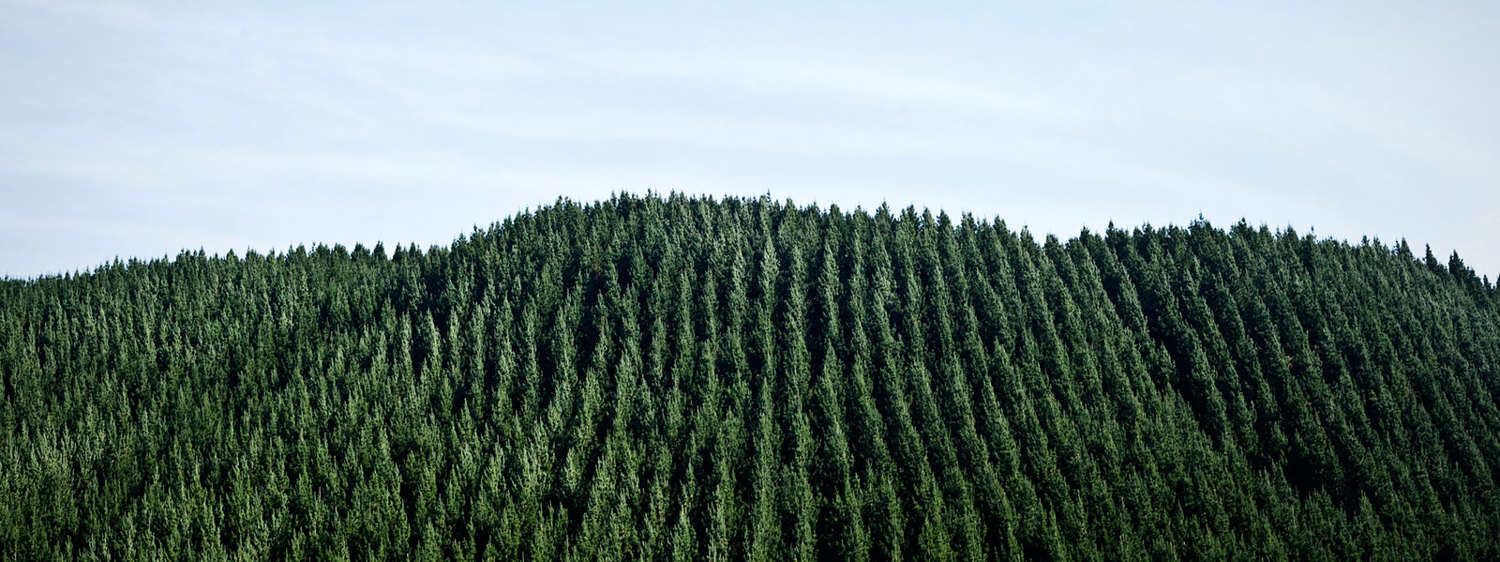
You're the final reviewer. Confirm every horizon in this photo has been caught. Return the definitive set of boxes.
[5,192,1482,285]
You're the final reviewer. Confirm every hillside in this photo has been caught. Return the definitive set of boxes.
[3,193,1499,560]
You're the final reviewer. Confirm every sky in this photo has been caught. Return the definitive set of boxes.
[2,0,1498,280]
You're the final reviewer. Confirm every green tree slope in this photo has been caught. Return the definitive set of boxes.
[3,193,1499,560]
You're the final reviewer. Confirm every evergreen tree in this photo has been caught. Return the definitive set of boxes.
[1,194,1498,560]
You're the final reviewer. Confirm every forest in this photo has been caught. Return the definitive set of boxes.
[3,193,1499,560]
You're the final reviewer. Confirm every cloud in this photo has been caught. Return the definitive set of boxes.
[573,49,1096,127]
[2,0,1499,277]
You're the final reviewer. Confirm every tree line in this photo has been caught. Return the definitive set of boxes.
[2,193,1499,560]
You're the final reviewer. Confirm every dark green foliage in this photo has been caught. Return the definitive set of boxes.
[3,193,1499,560]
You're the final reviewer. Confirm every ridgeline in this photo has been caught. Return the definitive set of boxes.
[3,194,1499,560]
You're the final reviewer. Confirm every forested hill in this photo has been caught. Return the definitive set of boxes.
[4,194,1500,561]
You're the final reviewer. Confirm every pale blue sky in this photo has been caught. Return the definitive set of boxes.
[3,1,1498,279]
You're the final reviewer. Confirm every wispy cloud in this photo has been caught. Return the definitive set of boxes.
[2,0,1498,278]
[573,49,1095,126]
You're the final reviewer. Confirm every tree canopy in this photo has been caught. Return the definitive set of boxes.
[3,193,1498,560]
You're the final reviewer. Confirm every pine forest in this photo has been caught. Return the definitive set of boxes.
[4,193,1500,560]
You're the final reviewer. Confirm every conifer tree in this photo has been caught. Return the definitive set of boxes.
[3,194,1499,559]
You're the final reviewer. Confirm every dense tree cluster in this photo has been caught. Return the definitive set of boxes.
[3,193,1499,560]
